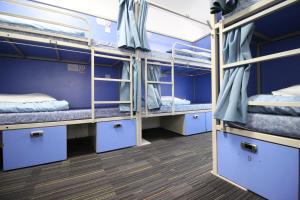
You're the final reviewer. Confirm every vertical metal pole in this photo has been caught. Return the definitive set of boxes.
[135,0,143,146]
[171,60,175,114]
[211,13,219,175]
[145,58,148,117]
[256,44,262,94]
[91,47,95,120]
[136,52,143,146]
[130,56,133,119]
[219,21,225,130]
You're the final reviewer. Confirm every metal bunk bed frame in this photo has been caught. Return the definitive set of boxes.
[210,0,300,181]
[0,0,136,131]
[143,42,212,118]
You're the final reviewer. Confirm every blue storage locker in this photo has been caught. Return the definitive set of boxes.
[205,112,212,131]
[96,119,136,153]
[217,131,299,200]
[3,126,67,171]
[184,112,206,135]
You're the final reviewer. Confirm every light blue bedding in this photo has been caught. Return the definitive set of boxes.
[229,113,300,139]
[248,94,300,116]
[0,100,69,113]
[0,15,86,38]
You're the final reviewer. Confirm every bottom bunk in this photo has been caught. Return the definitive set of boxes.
[0,107,130,126]
[143,103,212,115]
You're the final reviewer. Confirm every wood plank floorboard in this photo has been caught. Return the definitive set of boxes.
[0,129,264,200]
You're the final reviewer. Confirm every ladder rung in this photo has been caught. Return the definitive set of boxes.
[147,81,173,85]
[94,53,131,62]
[94,101,131,104]
[94,77,131,82]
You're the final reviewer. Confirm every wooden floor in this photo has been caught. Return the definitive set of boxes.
[0,129,263,200]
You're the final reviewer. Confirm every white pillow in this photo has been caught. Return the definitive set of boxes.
[272,85,300,96]
[161,96,191,105]
[0,93,56,103]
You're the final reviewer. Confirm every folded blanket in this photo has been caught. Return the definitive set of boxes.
[161,96,191,106]
[248,94,300,116]
[0,100,69,113]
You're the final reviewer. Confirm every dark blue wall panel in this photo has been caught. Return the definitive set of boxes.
[194,74,211,103]
[0,57,120,109]
[260,36,300,93]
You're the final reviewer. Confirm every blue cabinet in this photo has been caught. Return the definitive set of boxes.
[3,126,67,171]
[185,112,206,135]
[96,119,136,153]
[205,112,212,131]
[217,131,299,200]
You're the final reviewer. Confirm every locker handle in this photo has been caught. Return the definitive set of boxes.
[193,115,199,119]
[114,123,122,128]
[30,130,44,138]
[241,142,257,153]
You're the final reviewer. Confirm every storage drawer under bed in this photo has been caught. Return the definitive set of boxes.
[96,119,136,153]
[2,126,67,171]
[184,112,206,135]
[217,131,299,200]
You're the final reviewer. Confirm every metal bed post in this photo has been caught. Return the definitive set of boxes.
[130,56,134,119]
[171,59,175,115]
[219,20,225,130]
[145,58,149,117]
[211,13,219,175]
[91,47,95,120]
[256,44,262,94]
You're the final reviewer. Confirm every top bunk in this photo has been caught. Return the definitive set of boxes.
[219,0,290,26]
[142,42,212,70]
[0,0,92,49]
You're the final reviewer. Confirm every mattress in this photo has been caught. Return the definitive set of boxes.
[144,50,211,67]
[145,103,212,115]
[0,108,129,125]
[0,15,86,38]
[228,113,300,139]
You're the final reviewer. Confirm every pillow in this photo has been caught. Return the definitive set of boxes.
[161,96,191,105]
[272,85,300,96]
[0,93,56,103]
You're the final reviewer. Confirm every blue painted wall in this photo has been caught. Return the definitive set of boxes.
[260,36,300,93]
[0,57,121,109]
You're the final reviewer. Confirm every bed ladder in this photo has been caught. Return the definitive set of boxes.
[91,48,134,121]
[144,58,175,116]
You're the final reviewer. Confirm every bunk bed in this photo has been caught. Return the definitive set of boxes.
[211,1,300,199]
[0,0,137,170]
[141,42,212,135]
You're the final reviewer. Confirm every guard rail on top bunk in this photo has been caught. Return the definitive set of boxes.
[143,42,211,117]
[0,0,91,49]
[210,0,300,163]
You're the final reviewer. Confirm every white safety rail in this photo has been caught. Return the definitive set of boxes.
[210,0,300,176]
[91,48,135,120]
[0,0,92,46]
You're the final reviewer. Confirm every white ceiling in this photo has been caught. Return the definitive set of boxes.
[34,0,211,42]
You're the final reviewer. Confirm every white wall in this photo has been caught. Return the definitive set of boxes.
[35,0,211,42]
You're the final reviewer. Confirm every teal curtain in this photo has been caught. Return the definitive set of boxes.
[117,0,150,51]
[214,22,255,124]
[119,60,138,112]
[146,64,162,110]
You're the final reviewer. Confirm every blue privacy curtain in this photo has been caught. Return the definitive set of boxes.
[214,22,254,124]
[146,64,162,110]
[117,0,150,50]
[119,61,138,112]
